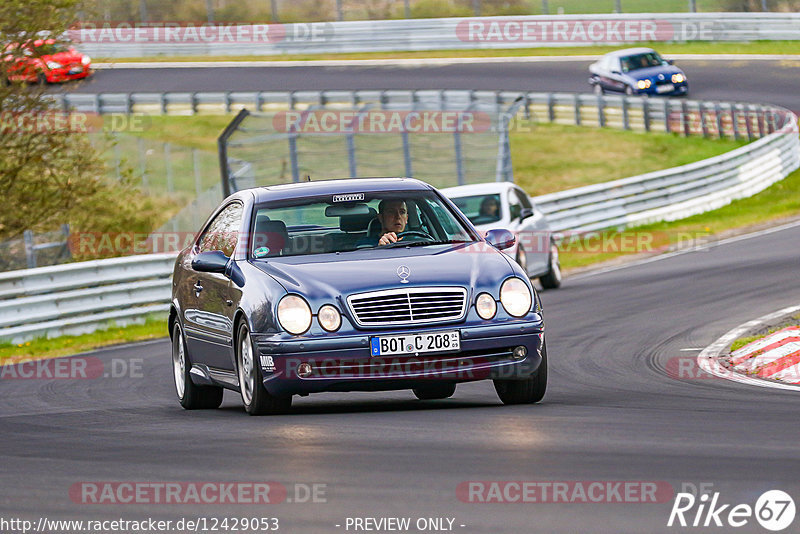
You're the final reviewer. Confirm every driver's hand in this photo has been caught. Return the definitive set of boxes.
[378,232,401,246]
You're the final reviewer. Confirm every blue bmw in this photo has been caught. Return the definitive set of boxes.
[170,178,547,415]
[588,47,688,97]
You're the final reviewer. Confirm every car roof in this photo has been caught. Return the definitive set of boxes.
[440,182,517,197]
[251,177,434,203]
[603,47,657,58]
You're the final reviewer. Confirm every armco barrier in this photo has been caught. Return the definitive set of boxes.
[0,254,176,344]
[68,13,800,58]
[3,93,798,344]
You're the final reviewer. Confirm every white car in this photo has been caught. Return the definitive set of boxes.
[442,182,561,289]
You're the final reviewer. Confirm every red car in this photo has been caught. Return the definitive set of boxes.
[3,38,92,84]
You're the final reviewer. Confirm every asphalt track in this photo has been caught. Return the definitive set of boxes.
[51,58,800,112]
[3,58,799,533]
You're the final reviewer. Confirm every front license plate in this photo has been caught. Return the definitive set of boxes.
[656,83,674,93]
[371,331,460,356]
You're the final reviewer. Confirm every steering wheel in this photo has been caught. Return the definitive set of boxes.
[380,230,435,247]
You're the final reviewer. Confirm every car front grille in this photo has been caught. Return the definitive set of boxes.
[347,287,467,326]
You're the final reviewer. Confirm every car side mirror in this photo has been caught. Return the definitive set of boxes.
[192,250,229,274]
[519,207,534,221]
[667,59,674,65]
[485,229,516,251]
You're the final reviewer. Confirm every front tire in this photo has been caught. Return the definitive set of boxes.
[413,382,456,400]
[172,323,223,410]
[236,321,291,415]
[625,85,635,96]
[539,243,562,289]
[493,341,547,405]
[593,83,604,96]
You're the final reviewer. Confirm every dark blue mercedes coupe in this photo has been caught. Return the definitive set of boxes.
[170,178,547,414]
[588,47,688,97]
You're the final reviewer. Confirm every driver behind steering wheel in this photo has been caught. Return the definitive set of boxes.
[373,199,409,246]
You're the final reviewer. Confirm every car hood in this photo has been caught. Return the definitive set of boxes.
[48,49,85,64]
[628,65,683,81]
[252,242,515,302]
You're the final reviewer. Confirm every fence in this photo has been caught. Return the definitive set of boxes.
[3,91,797,343]
[68,13,800,58]
[76,0,777,27]
[0,226,71,272]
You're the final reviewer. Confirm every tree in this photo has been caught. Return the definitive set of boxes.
[0,0,169,256]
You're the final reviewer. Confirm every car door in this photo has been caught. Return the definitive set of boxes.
[513,187,550,277]
[183,201,243,371]
[605,57,629,93]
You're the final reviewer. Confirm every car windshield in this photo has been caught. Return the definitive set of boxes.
[620,52,665,72]
[250,190,477,258]
[450,194,502,225]
[33,41,69,55]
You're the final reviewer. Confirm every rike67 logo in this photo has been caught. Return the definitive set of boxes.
[668,489,795,531]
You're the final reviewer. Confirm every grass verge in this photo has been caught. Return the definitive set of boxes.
[729,315,800,352]
[94,41,800,64]
[558,165,800,270]
[0,314,168,363]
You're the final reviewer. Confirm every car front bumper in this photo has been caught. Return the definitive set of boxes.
[252,317,545,396]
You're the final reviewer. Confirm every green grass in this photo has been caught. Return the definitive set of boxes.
[0,314,168,363]
[558,165,800,270]
[511,123,747,195]
[96,41,800,64]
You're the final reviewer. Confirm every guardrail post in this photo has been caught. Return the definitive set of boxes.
[319,91,327,107]
[681,100,690,137]
[24,230,36,269]
[346,132,357,177]
[664,100,671,133]
[714,103,724,139]
[454,130,464,186]
[125,93,133,115]
[756,105,766,138]
[224,92,232,113]
[732,106,741,140]
[700,104,709,138]
[744,105,754,141]
[547,93,555,122]
[94,93,101,114]
[643,99,650,132]
[597,95,606,127]
[160,93,168,114]
[289,133,300,183]
[191,93,199,115]
[289,91,297,110]
[622,97,630,130]
[255,92,264,112]
[402,131,413,178]
[574,94,581,126]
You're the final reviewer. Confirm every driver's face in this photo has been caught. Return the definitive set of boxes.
[378,201,408,233]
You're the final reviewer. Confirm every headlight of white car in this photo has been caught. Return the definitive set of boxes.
[500,278,532,318]
[317,304,341,332]
[277,295,312,335]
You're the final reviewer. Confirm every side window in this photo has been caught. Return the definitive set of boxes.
[197,202,243,257]
[513,188,532,209]
[508,190,522,221]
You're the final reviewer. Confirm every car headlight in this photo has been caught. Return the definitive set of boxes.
[81,55,91,65]
[277,295,312,335]
[475,293,497,320]
[317,304,341,332]
[46,61,62,69]
[500,278,532,318]
[636,79,651,90]
[672,73,685,84]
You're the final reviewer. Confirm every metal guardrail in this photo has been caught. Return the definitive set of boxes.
[0,254,176,343]
[5,92,798,344]
[68,13,800,58]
